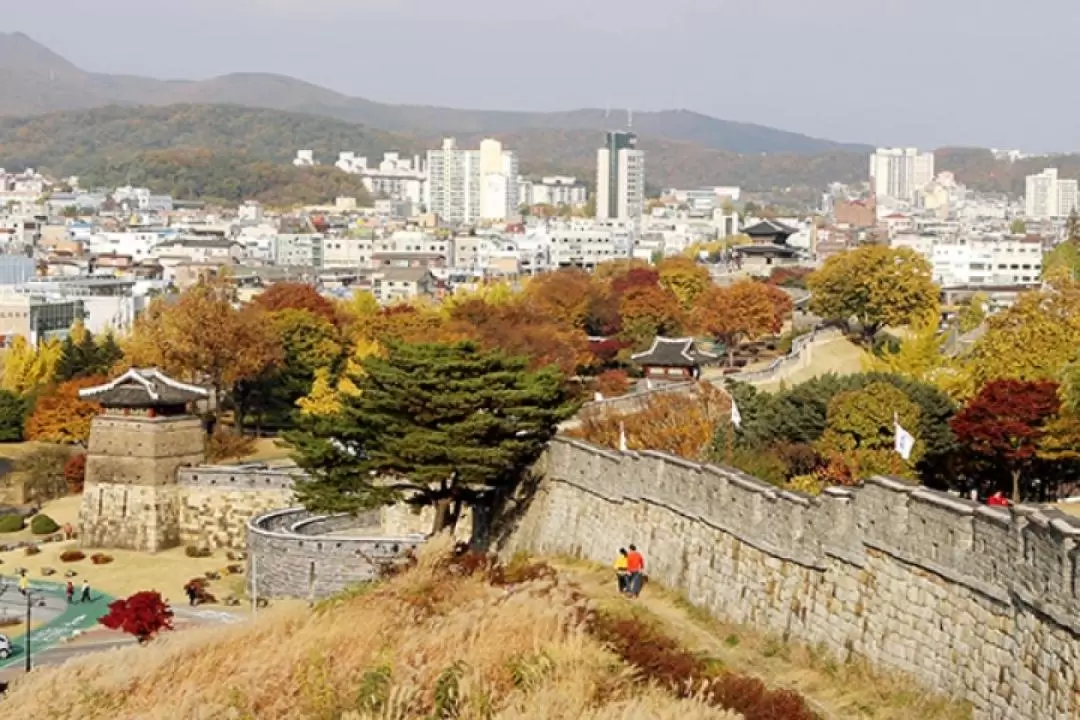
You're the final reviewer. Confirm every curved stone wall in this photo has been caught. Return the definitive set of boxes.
[247,507,427,599]
[502,437,1080,720]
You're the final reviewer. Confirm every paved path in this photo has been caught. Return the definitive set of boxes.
[0,577,113,671]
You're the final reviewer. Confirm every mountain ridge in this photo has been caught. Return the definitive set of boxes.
[0,32,871,156]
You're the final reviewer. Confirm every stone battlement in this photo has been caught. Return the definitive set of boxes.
[247,508,426,599]
[177,465,301,491]
[504,437,1080,719]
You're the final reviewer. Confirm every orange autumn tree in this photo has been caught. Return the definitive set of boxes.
[25,375,106,444]
[618,284,686,348]
[251,282,342,327]
[692,280,788,365]
[569,382,732,460]
[444,298,591,376]
[523,269,603,330]
[124,278,283,418]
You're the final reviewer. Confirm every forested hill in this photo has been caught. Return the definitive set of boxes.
[75,148,373,207]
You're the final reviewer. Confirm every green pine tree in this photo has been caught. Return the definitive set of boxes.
[94,332,124,375]
[285,341,579,532]
[55,334,84,382]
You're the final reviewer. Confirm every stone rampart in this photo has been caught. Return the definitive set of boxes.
[176,465,299,491]
[502,437,1080,720]
[247,508,426,599]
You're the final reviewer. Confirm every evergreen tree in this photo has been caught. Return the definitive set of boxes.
[286,341,578,531]
[55,334,82,382]
[56,329,123,381]
[0,389,29,442]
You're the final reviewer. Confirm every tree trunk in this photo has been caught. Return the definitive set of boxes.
[1011,469,1022,505]
[431,498,455,535]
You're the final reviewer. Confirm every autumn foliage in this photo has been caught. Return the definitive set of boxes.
[24,376,106,444]
[569,382,732,460]
[252,282,342,327]
[63,452,87,494]
[693,281,791,365]
[98,591,175,644]
[951,379,1060,501]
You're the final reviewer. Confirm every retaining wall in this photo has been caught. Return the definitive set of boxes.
[502,437,1080,720]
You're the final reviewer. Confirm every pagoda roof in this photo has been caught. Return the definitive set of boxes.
[79,368,208,408]
[631,337,717,368]
[742,220,798,238]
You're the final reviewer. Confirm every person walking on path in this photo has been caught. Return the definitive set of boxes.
[65,580,74,604]
[80,579,91,603]
[613,548,629,594]
[17,571,28,596]
[625,545,645,598]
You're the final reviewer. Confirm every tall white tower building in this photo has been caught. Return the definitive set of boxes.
[426,138,518,224]
[1025,168,1078,219]
[869,148,935,202]
[596,131,645,221]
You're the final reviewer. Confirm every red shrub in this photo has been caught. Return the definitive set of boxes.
[59,550,86,562]
[91,553,114,565]
[587,612,819,720]
[98,591,174,643]
[63,453,87,494]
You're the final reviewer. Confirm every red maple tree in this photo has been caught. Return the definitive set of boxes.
[252,282,341,326]
[99,591,175,644]
[950,379,1060,502]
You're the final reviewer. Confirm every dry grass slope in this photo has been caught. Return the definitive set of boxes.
[2,538,743,720]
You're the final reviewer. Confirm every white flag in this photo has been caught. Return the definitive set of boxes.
[619,422,628,452]
[731,400,742,429]
[893,413,915,461]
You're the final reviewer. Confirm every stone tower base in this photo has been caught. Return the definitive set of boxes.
[79,483,182,552]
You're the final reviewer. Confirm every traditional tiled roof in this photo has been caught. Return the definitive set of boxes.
[79,368,208,407]
[742,220,797,238]
[630,337,717,368]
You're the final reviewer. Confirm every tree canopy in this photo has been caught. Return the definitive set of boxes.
[807,246,939,339]
[286,341,578,532]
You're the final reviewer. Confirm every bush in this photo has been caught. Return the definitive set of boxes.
[90,553,114,565]
[0,514,25,533]
[24,545,40,556]
[63,453,87,494]
[30,514,60,535]
[206,426,256,463]
[185,545,212,559]
[60,550,86,562]
[98,591,174,643]
[16,446,73,504]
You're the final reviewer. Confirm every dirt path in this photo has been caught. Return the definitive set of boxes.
[555,559,971,720]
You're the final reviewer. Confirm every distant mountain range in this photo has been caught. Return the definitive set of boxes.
[0,31,866,156]
[1,31,1077,202]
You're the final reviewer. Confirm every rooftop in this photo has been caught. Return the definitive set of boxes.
[631,337,717,368]
[79,368,208,408]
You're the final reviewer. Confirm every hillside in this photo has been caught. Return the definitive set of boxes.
[74,148,373,206]
[0,540,968,719]
[0,32,866,156]
[0,104,418,173]
[0,104,869,193]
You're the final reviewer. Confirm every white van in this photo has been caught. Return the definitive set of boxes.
[0,634,11,659]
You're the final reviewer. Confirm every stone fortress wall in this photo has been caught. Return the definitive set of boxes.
[247,508,427,599]
[176,466,299,550]
[502,437,1080,720]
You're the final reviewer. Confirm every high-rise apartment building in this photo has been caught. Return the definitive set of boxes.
[596,131,645,221]
[869,148,934,202]
[1025,168,1079,219]
[426,138,518,224]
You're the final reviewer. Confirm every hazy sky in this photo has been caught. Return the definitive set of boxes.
[8,0,1079,152]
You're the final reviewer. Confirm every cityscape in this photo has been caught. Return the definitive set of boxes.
[0,12,1078,720]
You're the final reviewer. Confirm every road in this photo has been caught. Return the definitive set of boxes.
[0,577,114,671]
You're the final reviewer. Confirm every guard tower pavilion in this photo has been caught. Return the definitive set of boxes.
[77,368,209,552]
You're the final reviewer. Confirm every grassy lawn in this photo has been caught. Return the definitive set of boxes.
[0,540,248,606]
[754,336,869,392]
[237,437,293,465]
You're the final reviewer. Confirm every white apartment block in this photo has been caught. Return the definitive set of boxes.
[517,176,589,208]
[335,152,426,206]
[596,131,645,221]
[870,148,935,203]
[427,138,518,225]
[322,235,374,268]
[375,231,452,266]
[525,220,630,270]
[293,150,316,167]
[1025,168,1079,219]
[892,234,1042,287]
